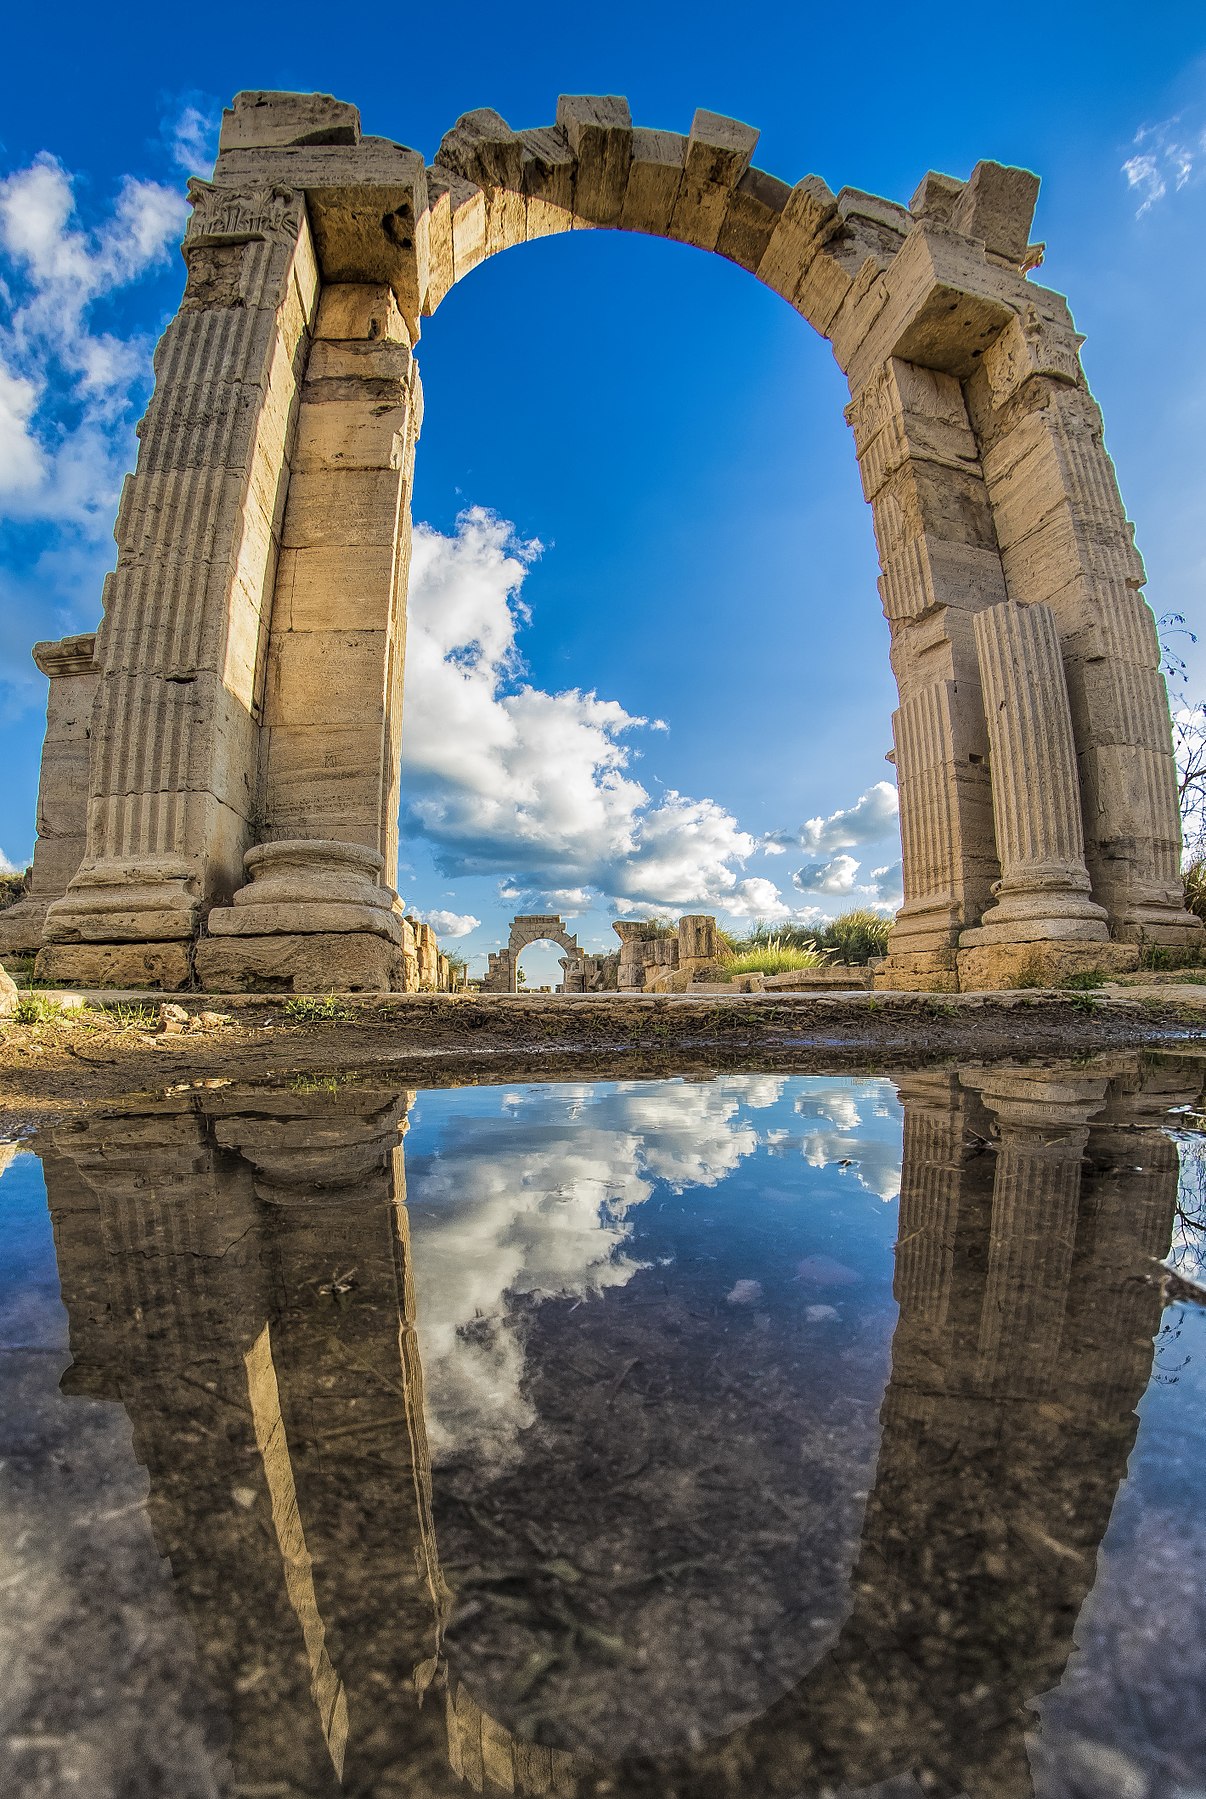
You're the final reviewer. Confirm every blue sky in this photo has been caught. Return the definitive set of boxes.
[2,3,1205,979]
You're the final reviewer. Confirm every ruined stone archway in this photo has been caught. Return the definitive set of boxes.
[21,87,1202,992]
[481,915,586,993]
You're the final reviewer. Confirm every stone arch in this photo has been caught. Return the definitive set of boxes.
[481,914,585,992]
[28,86,1201,993]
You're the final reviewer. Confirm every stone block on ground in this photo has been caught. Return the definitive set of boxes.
[34,942,193,991]
[955,940,1139,992]
[0,961,16,1017]
[195,931,400,993]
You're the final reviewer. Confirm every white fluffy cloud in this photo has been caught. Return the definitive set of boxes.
[419,909,481,939]
[407,1076,785,1467]
[795,781,899,856]
[1122,112,1206,215]
[0,152,186,523]
[400,509,791,920]
[769,782,903,914]
[0,135,189,714]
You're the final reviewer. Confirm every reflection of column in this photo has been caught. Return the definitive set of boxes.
[654,1058,1182,1799]
[972,1068,1106,1396]
[964,601,1109,957]
[42,1084,461,1799]
[0,634,98,956]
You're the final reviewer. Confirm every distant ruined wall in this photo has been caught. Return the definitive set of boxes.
[19,86,1200,993]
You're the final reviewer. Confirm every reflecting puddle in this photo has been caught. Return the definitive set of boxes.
[2,1059,1206,1797]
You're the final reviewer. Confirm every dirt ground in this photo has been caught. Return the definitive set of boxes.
[3,982,1206,1136]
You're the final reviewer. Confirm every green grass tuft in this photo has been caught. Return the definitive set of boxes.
[283,994,351,1023]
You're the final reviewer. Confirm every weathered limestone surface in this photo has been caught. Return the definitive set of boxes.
[0,634,99,956]
[196,930,401,993]
[0,962,17,1016]
[13,87,1199,991]
[36,941,194,990]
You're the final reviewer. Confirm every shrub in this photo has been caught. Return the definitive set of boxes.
[0,870,28,911]
[1185,857,1206,922]
[715,940,832,978]
[816,909,892,965]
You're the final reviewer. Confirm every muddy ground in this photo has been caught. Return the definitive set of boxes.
[3,983,1206,1136]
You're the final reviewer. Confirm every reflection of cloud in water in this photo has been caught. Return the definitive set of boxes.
[408,1078,787,1467]
[791,1079,903,1204]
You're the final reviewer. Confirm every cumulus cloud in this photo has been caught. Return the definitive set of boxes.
[400,509,791,920]
[790,782,899,856]
[0,132,189,714]
[1122,113,1206,215]
[408,1077,786,1466]
[419,909,481,939]
[170,104,219,174]
[772,783,903,914]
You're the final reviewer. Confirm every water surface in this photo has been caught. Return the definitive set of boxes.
[2,1062,1205,1798]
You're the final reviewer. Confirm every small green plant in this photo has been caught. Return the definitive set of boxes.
[1185,857,1206,922]
[290,1071,352,1094]
[0,869,28,910]
[11,992,64,1025]
[283,994,351,1023]
[1061,970,1106,991]
[1068,990,1101,1014]
[100,1002,159,1029]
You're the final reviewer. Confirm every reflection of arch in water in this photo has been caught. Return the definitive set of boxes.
[481,915,588,993]
[39,1056,1194,1796]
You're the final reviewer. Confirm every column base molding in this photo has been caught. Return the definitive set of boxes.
[43,858,202,943]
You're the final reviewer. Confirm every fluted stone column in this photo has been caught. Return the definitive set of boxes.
[37,180,319,989]
[969,307,1201,946]
[0,634,98,956]
[958,600,1130,986]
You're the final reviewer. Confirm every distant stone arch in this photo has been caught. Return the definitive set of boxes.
[21,85,1202,993]
[482,915,585,993]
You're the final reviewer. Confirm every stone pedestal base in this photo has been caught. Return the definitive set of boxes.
[875,948,959,992]
[0,897,52,958]
[34,941,193,990]
[955,940,1139,992]
[196,931,401,993]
